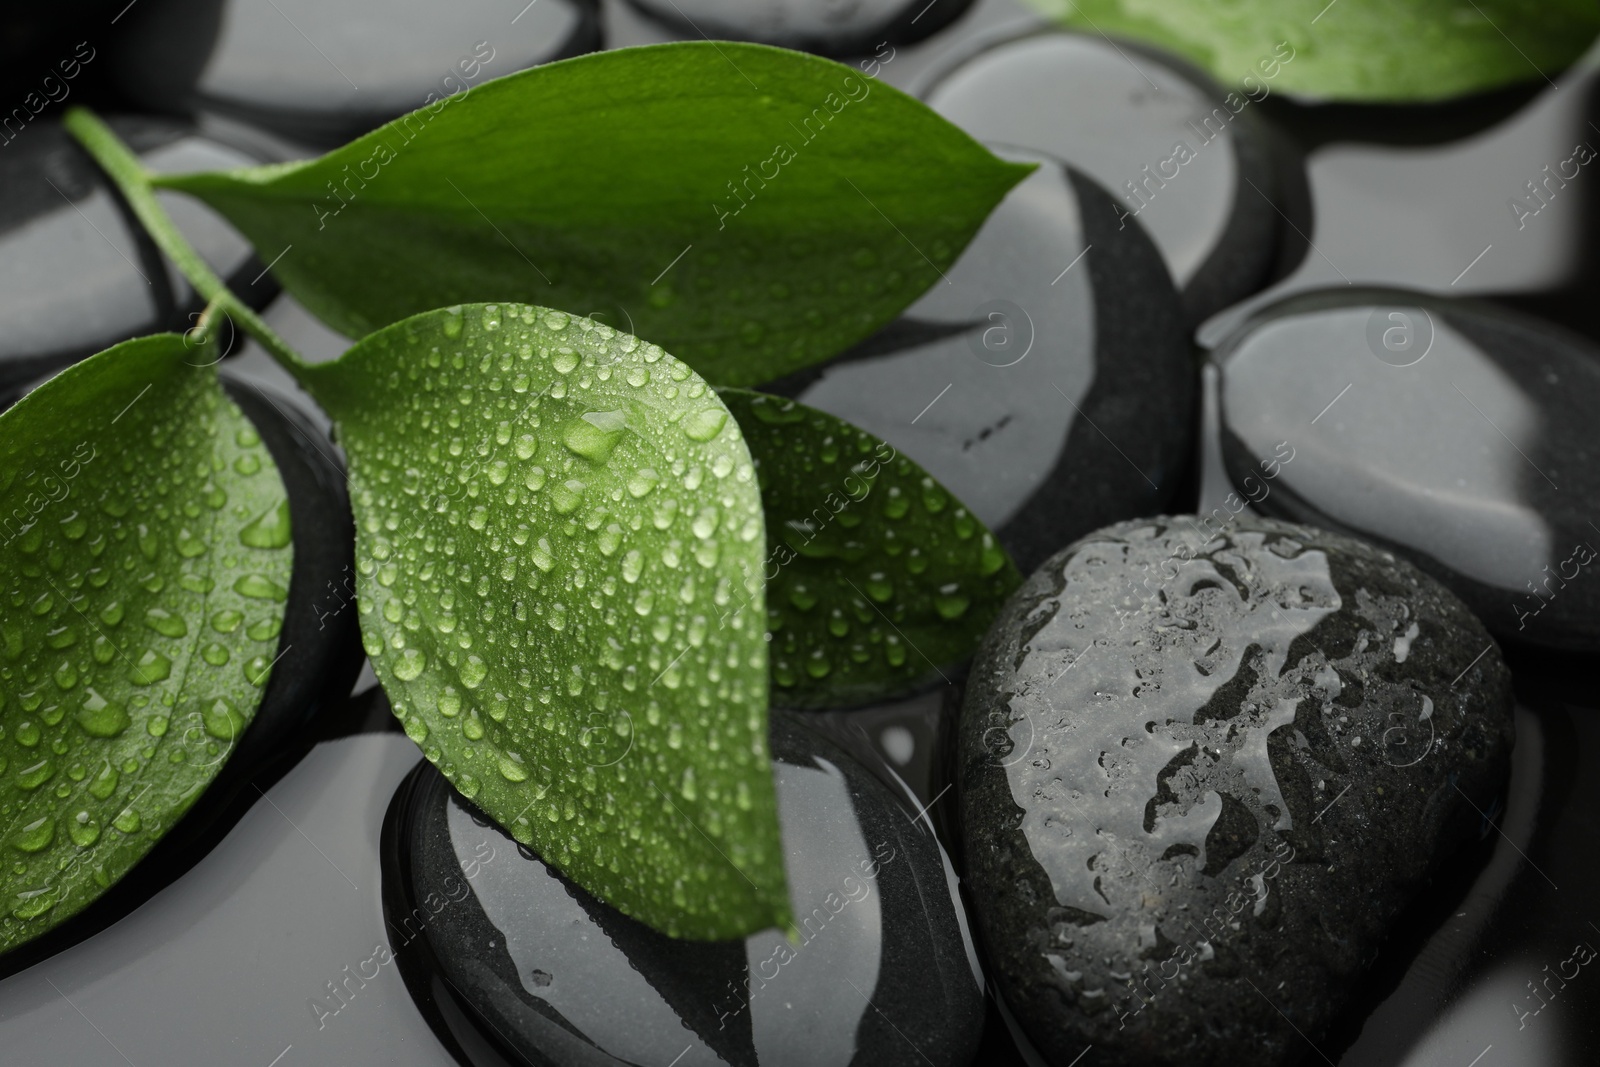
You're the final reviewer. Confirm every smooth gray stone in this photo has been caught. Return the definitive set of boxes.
[1213,289,1600,653]
[917,27,1291,327]
[107,0,601,146]
[384,709,985,1066]
[958,515,1514,1067]
[623,0,974,56]
[0,116,266,389]
[768,147,1193,577]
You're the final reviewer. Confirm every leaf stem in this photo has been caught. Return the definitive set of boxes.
[62,107,314,382]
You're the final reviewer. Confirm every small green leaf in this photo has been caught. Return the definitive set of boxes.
[0,335,292,953]
[723,390,1021,708]
[153,42,1032,386]
[301,303,788,940]
[1027,0,1600,101]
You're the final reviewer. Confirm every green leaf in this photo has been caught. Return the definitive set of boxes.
[1026,0,1600,101]
[723,390,1021,709]
[301,303,788,940]
[0,335,293,953]
[152,42,1033,386]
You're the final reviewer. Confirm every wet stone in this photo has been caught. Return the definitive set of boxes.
[384,710,985,1066]
[957,515,1515,1067]
[623,0,974,56]
[1214,290,1600,654]
[920,28,1290,327]
[767,148,1193,576]
[0,116,267,391]
[0,380,364,978]
[107,0,602,146]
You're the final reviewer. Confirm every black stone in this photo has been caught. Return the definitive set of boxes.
[1213,288,1600,654]
[383,709,985,1066]
[916,27,1296,327]
[623,0,973,57]
[957,515,1515,1067]
[763,148,1194,577]
[106,0,602,147]
[0,115,271,391]
[0,379,363,979]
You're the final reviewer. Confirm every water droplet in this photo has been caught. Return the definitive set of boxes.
[865,573,894,603]
[143,606,188,639]
[934,583,971,621]
[211,609,243,634]
[550,479,586,515]
[438,689,462,717]
[498,755,529,782]
[691,507,719,540]
[239,499,293,549]
[113,807,142,834]
[69,811,101,848]
[76,689,130,738]
[530,537,556,572]
[682,407,728,442]
[627,468,660,497]
[234,574,288,601]
[621,549,643,584]
[441,306,465,337]
[393,648,427,680]
[247,616,282,642]
[16,758,54,791]
[244,655,275,686]
[131,650,172,685]
[462,713,486,741]
[234,453,261,476]
[202,697,247,741]
[460,656,488,689]
[563,410,628,464]
[11,817,54,853]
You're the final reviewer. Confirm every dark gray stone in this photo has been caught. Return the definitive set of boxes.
[106,0,601,147]
[0,115,269,390]
[957,515,1515,1067]
[383,709,985,1066]
[765,148,1194,577]
[623,0,973,56]
[917,27,1294,327]
[1213,288,1600,654]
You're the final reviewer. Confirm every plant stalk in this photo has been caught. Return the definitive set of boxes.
[62,107,314,382]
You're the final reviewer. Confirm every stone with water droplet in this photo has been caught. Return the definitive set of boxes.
[382,710,984,1065]
[959,516,1514,1067]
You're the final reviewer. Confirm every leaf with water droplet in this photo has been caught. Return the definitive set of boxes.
[301,304,788,940]
[148,43,1032,387]
[722,390,1022,708]
[0,334,292,954]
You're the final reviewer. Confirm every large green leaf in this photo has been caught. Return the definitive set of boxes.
[1028,0,1600,101]
[301,303,787,939]
[723,391,1021,709]
[0,335,292,953]
[152,42,1032,387]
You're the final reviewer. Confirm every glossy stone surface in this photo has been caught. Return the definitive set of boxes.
[769,148,1193,576]
[920,28,1290,326]
[384,710,985,1066]
[1213,290,1600,653]
[0,116,267,390]
[623,0,973,56]
[108,0,602,146]
[0,733,453,1065]
[0,379,363,977]
[958,515,1515,1067]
